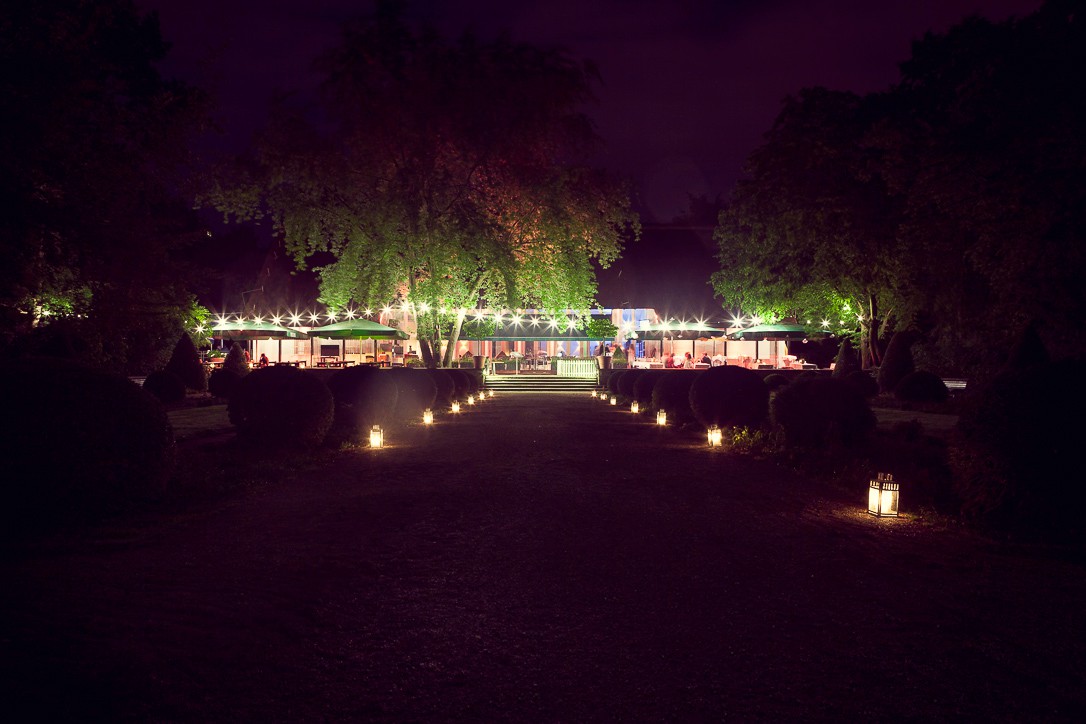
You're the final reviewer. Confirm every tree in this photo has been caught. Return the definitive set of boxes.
[205,3,637,367]
[712,88,909,369]
[0,0,211,372]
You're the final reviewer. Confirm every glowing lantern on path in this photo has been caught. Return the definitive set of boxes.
[423,409,434,425]
[451,401,461,414]
[369,425,384,448]
[868,473,899,517]
[591,390,598,398]
[630,401,639,414]
[467,394,475,405]
[657,410,667,426]
[610,396,617,406]
[707,425,723,447]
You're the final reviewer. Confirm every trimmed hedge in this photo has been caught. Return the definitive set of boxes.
[143,370,186,404]
[651,372,699,425]
[844,370,879,398]
[632,370,666,406]
[832,338,861,378]
[389,368,438,418]
[223,342,250,377]
[617,369,644,399]
[229,366,334,448]
[688,366,769,429]
[607,369,626,396]
[895,370,949,403]
[427,370,456,407]
[165,332,208,392]
[877,331,915,394]
[771,377,875,449]
[208,368,241,399]
[1,359,175,530]
[953,359,1084,542]
[763,373,790,392]
[326,366,400,432]
[446,369,473,399]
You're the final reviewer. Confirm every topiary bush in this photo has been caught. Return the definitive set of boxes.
[446,369,473,400]
[427,370,456,407]
[832,337,861,378]
[763,374,790,392]
[844,370,879,398]
[143,370,186,404]
[617,369,644,399]
[688,366,769,429]
[952,359,1085,542]
[1,359,175,533]
[632,370,666,407]
[208,368,241,399]
[325,366,399,443]
[607,369,626,396]
[770,377,876,449]
[651,372,699,425]
[877,331,915,394]
[1004,320,1050,370]
[389,368,438,419]
[229,366,334,448]
[894,370,949,403]
[223,342,250,377]
[165,332,208,392]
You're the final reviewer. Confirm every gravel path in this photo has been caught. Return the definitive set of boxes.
[3,393,1084,721]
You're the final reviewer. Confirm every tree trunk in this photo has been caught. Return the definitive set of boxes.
[442,315,465,367]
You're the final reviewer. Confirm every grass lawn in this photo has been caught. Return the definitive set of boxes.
[3,393,1082,720]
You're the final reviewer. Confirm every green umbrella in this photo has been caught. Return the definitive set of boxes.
[307,319,409,365]
[211,320,306,340]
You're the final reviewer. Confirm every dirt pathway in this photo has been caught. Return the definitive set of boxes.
[3,394,1084,721]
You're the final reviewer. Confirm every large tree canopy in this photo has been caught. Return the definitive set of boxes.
[207,5,638,367]
[0,0,210,372]
[714,0,1084,378]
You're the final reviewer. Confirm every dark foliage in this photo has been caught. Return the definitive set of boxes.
[877,331,915,393]
[208,368,240,399]
[326,366,399,429]
[832,338,861,378]
[607,370,626,395]
[617,369,644,398]
[142,370,186,404]
[446,369,473,399]
[427,370,457,407]
[771,377,876,449]
[229,367,334,448]
[763,374,790,391]
[688,366,769,429]
[223,343,250,377]
[894,371,949,403]
[953,359,1085,542]
[463,369,484,394]
[164,333,208,392]
[389,369,438,418]
[1004,321,1050,371]
[844,370,880,398]
[0,359,174,533]
[651,372,699,425]
[632,370,666,406]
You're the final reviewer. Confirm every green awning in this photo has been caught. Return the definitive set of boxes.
[729,323,815,340]
[211,321,306,340]
[307,319,409,340]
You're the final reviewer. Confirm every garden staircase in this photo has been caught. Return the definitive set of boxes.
[484,374,597,394]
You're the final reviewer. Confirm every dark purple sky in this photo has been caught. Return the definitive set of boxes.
[143,0,1041,221]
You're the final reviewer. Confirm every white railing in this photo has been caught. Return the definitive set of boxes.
[556,358,599,379]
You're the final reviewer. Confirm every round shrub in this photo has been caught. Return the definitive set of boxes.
[953,359,1084,541]
[688,366,769,429]
[143,370,186,404]
[446,369,473,399]
[427,369,456,406]
[895,370,949,403]
[326,366,399,428]
[617,369,644,399]
[763,374,790,392]
[389,368,438,419]
[607,369,626,396]
[463,369,484,394]
[208,368,241,399]
[165,332,208,392]
[771,377,876,449]
[651,372,699,425]
[877,331,915,394]
[1,359,175,531]
[229,366,334,448]
[844,370,879,398]
[633,370,666,406]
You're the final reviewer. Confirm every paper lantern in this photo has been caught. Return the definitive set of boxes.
[707,425,723,447]
[656,410,667,426]
[451,401,461,413]
[423,409,434,425]
[591,390,598,398]
[369,425,383,448]
[467,394,475,405]
[630,401,639,414]
[609,396,617,406]
[868,473,899,517]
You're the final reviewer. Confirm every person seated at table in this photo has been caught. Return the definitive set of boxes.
[700,352,711,364]
[258,353,269,367]
[682,352,694,369]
